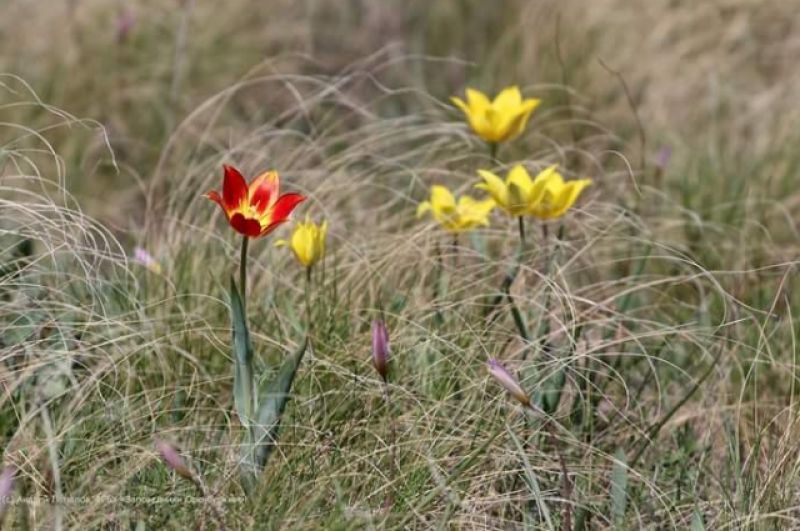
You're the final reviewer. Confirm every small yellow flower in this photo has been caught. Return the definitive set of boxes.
[476,165,591,220]
[276,218,328,269]
[416,185,495,233]
[451,86,541,143]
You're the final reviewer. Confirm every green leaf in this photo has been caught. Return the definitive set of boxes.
[610,448,628,525]
[690,509,705,531]
[252,336,309,470]
[229,276,254,426]
[542,366,566,415]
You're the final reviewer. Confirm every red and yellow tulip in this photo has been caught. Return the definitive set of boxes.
[206,165,305,238]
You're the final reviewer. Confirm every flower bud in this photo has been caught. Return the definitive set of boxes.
[371,319,390,382]
[154,440,194,481]
[133,247,162,275]
[487,358,530,407]
[0,465,15,522]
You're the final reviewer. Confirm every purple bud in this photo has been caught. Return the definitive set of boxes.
[371,320,390,382]
[0,465,15,521]
[116,10,136,43]
[154,440,194,480]
[487,358,530,407]
[133,246,162,274]
[655,145,672,170]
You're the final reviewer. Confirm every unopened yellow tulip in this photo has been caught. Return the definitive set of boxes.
[476,165,591,220]
[451,86,540,144]
[276,218,327,269]
[416,185,495,233]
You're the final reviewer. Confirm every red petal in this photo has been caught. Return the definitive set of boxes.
[229,213,262,237]
[206,190,223,207]
[258,218,290,238]
[222,165,248,211]
[270,193,306,223]
[248,171,279,214]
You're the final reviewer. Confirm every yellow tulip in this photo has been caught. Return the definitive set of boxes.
[416,185,495,233]
[476,165,591,220]
[451,86,541,143]
[276,218,328,269]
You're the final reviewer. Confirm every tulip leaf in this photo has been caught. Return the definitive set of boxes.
[542,366,566,415]
[229,276,254,427]
[690,509,705,531]
[610,448,628,525]
[252,336,309,470]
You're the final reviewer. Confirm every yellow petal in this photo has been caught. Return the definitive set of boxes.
[475,169,509,207]
[528,165,562,203]
[514,98,541,136]
[506,165,534,194]
[430,185,456,213]
[465,88,491,114]
[416,201,432,218]
[451,96,470,116]
[492,86,522,110]
[292,225,314,267]
[550,179,592,218]
[457,196,495,229]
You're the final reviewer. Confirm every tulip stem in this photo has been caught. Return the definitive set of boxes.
[383,380,398,508]
[304,266,313,336]
[239,236,249,309]
[488,141,498,161]
[517,216,526,251]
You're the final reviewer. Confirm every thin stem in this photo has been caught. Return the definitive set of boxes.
[433,238,444,325]
[489,141,498,161]
[383,381,397,508]
[239,236,249,309]
[304,266,313,336]
[517,216,526,249]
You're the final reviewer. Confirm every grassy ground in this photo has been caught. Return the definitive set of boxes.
[1,0,799,529]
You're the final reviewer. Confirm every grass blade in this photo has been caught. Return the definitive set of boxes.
[610,448,628,526]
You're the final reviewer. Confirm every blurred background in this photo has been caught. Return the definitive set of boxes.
[3,0,799,222]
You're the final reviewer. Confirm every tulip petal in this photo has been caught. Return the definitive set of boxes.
[229,213,263,237]
[451,96,470,116]
[465,88,491,114]
[430,185,456,213]
[514,98,541,135]
[222,165,248,211]
[552,179,592,218]
[270,193,306,223]
[492,86,522,110]
[249,170,279,213]
[206,190,224,208]
[507,165,534,194]
[529,165,561,203]
[476,170,509,207]
[416,201,432,218]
